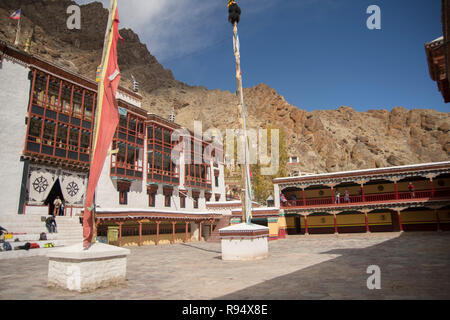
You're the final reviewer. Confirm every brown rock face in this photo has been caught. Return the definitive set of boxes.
[1,1,449,174]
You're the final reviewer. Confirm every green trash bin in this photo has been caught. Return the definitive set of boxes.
[107,226,119,244]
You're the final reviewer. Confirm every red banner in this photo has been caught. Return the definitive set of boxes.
[83,6,121,248]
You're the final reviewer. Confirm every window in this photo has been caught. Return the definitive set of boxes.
[25,71,95,166]
[72,89,83,115]
[193,193,199,209]
[147,186,158,207]
[61,85,72,113]
[110,109,145,180]
[47,78,60,110]
[43,121,55,145]
[180,195,186,208]
[56,125,68,147]
[149,192,156,207]
[147,123,179,184]
[215,175,219,187]
[165,194,171,207]
[118,181,130,205]
[184,139,211,190]
[119,190,128,205]
[33,72,47,105]
[28,117,42,141]
[69,128,79,151]
[84,94,94,120]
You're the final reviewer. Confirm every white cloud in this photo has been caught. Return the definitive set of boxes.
[75,0,280,62]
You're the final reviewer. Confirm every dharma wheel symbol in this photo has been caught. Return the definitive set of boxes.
[66,181,79,197]
[32,176,49,193]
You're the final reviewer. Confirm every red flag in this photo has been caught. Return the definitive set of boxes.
[83,5,122,248]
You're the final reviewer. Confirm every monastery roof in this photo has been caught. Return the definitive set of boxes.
[425,36,444,47]
[273,161,450,184]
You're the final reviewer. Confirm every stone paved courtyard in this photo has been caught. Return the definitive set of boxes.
[0,232,449,300]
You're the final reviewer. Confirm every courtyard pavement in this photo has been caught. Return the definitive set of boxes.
[0,232,449,300]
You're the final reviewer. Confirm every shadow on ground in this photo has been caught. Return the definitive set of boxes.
[215,232,450,300]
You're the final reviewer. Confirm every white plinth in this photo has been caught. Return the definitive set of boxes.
[47,242,130,292]
[219,223,269,261]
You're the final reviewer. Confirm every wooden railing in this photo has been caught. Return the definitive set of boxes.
[282,188,450,208]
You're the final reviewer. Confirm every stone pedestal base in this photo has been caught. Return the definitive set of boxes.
[47,242,130,292]
[219,223,269,261]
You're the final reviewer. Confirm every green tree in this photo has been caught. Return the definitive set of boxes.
[250,127,288,204]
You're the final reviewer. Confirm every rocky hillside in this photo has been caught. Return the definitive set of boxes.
[1,0,449,174]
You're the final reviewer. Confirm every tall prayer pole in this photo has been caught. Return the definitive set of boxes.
[14,15,21,46]
[220,1,269,261]
[8,8,22,46]
[228,0,252,224]
[88,0,114,246]
[83,0,121,249]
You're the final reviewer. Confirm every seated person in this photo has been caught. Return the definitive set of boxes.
[45,216,57,233]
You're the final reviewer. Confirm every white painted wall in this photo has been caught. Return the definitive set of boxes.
[0,58,29,216]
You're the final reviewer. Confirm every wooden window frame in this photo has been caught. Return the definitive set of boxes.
[24,70,95,165]
[110,108,145,181]
[146,123,179,185]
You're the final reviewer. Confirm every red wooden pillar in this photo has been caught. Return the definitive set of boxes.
[397,211,403,232]
[304,215,309,235]
[118,222,123,247]
[138,221,143,246]
[430,178,435,197]
[334,214,338,234]
[171,221,176,244]
[302,188,306,206]
[156,221,160,245]
[210,220,214,236]
[199,221,203,241]
[185,221,189,242]
[361,185,365,202]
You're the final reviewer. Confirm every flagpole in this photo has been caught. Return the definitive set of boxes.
[88,0,117,245]
[232,21,253,224]
[14,14,21,46]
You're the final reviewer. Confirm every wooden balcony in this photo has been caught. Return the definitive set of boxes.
[281,188,450,209]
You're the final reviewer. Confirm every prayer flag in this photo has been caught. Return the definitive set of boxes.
[83,1,122,248]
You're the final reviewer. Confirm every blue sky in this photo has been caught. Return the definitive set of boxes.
[76,0,448,113]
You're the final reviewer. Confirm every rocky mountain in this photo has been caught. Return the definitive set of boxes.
[1,0,449,174]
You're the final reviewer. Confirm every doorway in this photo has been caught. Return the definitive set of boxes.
[44,179,65,216]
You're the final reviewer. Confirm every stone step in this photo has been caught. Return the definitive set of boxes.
[0,214,84,259]
[207,216,231,243]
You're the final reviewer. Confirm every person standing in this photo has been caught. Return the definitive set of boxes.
[280,193,287,206]
[408,182,415,198]
[53,196,62,216]
[344,190,350,203]
[335,190,341,204]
